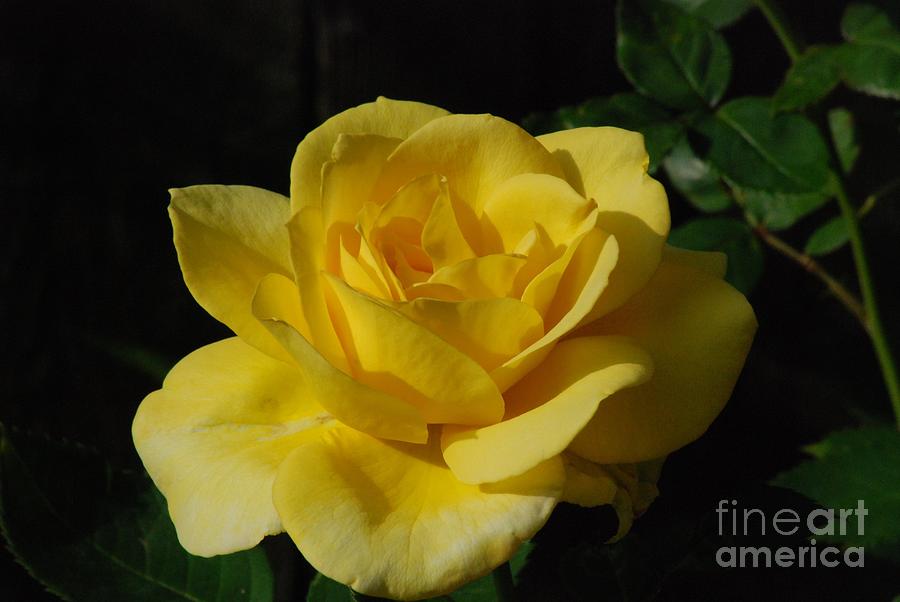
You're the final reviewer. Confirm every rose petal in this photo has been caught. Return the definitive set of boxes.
[480,173,596,254]
[441,336,652,484]
[322,133,401,230]
[169,185,293,361]
[538,127,670,319]
[273,426,563,600]
[287,205,349,371]
[490,229,620,392]
[569,258,756,463]
[324,274,505,426]
[258,318,428,444]
[132,338,333,556]
[428,253,528,299]
[373,114,565,244]
[397,297,544,372]
[421,186,477,270]
[291,97,448,213]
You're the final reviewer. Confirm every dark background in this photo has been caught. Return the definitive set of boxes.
[2,0,899,600]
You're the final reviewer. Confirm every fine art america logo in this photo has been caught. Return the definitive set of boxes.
[715,499,867,568]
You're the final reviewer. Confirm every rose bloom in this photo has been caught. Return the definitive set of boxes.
[133,98,755,600]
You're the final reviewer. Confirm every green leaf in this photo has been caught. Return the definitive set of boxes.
[694,97,832,229]
[661,0,753,28]
[836,4,900,99]
[700,97,832,192]
[306,574,353,601]
[828,107,861,174]
[616,0,732,110]
[772,426,900,562]
[805,216,850,256]
[0,424,273,602]
[739,188,831,231]
[662,137,733,212]
[307,543,533,601]
[522,93,683,171]
[773,46,841,112]
[667,217,763,293]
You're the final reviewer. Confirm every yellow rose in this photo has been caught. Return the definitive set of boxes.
[133,97,756,600]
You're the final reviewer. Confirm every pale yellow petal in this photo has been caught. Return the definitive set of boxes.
[291,97,448,212]
[569,259,756,463]
[169,185,293,361]
[480,173,595,254]
[490,230,619,392]
[442,337,652,484]
[132,338,333,556]
[397,297,544,372]
[273,426,564,600]
[372,114,565,238]
[538,127,670,318]
[324,274,504,425]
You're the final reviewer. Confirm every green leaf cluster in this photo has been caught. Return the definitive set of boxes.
[525,1,899,294]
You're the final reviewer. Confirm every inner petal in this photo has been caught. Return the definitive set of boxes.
[480,173,597,255]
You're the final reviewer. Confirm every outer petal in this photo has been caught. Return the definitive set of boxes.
[537,127,670,319]
[169,185,293,361]
[442,337,653,484]
[132,338,333,556]
[291,97,449,212]
[569,259,756,463]
[324,275,505,425]
[273,426,564,600]
[372,114,566,245]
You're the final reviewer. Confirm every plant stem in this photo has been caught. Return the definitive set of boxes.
[752,0,900,426]
[832,178,900,427]
[492,562,516,602]
[753,0,803,62]
[752,224,867,325]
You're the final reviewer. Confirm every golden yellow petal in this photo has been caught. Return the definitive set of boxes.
[442,337,652,484]
[169,185,293,361]
[273,426,564,600]
[291,97,448,213]
[570,259,756,463]
[538,127,670,319]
